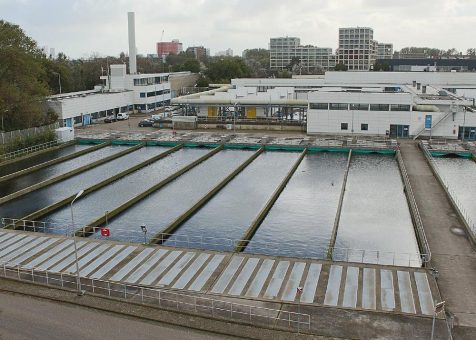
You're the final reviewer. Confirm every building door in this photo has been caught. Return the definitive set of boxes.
[459,126,476,140]
[64,118,73,128]
[389,124,410,138]
[83,114,91,126]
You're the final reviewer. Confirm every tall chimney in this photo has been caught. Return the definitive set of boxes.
[128,12,137,74]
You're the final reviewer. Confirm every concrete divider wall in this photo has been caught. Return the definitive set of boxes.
[326,149,352,258]
[0,144,143,206]
[234,148,307,253]
[0,142,110,184]
[19,144,184,224]
[0,140,76,168]
[419,142,476,247]
[151,147,265,244]
[76,145,224,237]
[395,150,431,263]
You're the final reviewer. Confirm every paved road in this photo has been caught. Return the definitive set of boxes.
[0,291,241,340]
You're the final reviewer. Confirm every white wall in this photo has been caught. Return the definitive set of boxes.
[59,91,134,120]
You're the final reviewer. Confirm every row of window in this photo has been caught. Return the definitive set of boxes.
[133,76,169,86]
[310,103,411,112]
[341,123,368,131]
[140,89,171,98]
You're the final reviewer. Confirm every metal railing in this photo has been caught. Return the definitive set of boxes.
[0,260,310,332]
[396,151,432,264]
[1,218,426,267]
[422,144,476,236]
[3,140,59,160]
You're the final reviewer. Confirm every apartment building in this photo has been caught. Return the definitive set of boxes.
[337,27,377,71]
[269,37,335,71]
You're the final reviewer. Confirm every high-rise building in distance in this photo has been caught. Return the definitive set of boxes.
[337,27,377,71]
[156,39,183,61]
[269,37,335,71]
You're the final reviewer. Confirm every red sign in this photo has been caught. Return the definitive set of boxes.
[100,227,110,237]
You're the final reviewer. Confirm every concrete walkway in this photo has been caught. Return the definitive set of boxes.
[400,141,476,337]
[0,229,437,318]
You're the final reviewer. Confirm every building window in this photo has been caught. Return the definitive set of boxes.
[390,104,411,111]
[310,103,328,110]
[361,123,369,131]
[140,92,146,98]
[350,103,369,111]
[341,123,348,130]
[330,103,349,110]
[369,104,390,111]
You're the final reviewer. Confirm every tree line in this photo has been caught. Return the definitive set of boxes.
[0,20,266,132]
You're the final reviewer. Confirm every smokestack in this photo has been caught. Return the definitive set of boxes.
[128,12,137,75]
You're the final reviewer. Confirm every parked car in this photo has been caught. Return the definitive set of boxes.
[116,112,129,120]
[151,113,167,121]
[104,116,117,123]
[138,118,155,127]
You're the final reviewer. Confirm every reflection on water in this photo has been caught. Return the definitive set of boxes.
[335,154,420,267]
[0,144,92,177]
[245,152,348,259]
[433,157,476,230]
[42,148,209,232]
[0,147,170,219]
[103,149,256,243]
[168,151,300,251]
[0,145,130,198]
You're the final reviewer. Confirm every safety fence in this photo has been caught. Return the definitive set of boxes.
[421,144,476,237]
[1,122,59,145]
[396,151,432,264]
[2,140,59,160]
[2,218,427,267]
[0,260,310,332]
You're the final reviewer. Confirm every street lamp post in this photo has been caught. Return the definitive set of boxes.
[233,102,238,133]
[70,189,84,295]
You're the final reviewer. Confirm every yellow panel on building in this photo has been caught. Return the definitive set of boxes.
[208,107,217,117]
[246,107,257,118]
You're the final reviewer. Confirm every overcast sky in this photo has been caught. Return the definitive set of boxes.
[1,0,475,58]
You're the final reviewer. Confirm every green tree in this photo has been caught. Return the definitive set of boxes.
[204,57,250,83]
[334,63,348,71]
[0,20,50,130]
[373,61,390,71]
[242,48,270,77]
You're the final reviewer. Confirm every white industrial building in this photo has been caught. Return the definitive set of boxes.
[173,71,476,140]
[46,12,195,127]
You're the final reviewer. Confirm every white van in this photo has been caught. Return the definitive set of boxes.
[116,112,129,120]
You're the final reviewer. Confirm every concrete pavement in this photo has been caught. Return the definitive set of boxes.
[0,291,241,340]
[400,141,476,339]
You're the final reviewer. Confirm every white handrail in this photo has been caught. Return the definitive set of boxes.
[0,260,310,331]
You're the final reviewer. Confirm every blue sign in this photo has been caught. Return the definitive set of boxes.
[425,115,432,129]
